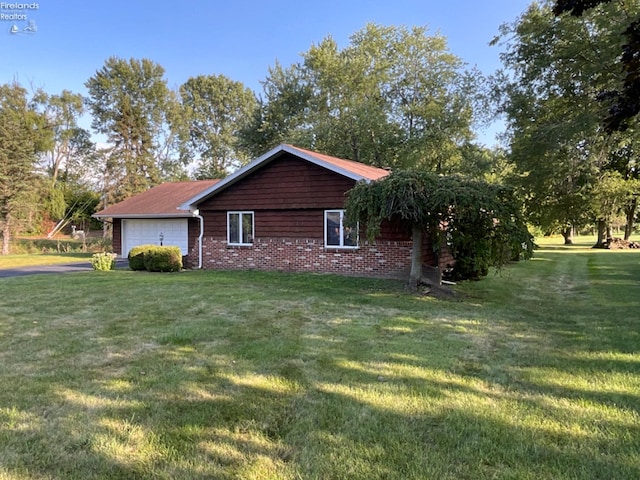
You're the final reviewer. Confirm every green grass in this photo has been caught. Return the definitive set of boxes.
[536,232,640,248]
[0,247,638,479]
[0,253,93,269]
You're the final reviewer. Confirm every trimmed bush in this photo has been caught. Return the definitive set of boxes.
[91,252,116,271]
[128,244,155,271]
[128,245,182,272]
[143,246,182,272]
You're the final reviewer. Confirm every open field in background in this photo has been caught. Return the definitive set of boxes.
[536,233,640,248]
[0,245,638,479]
[2,236,111,261]
[0,253,93,269]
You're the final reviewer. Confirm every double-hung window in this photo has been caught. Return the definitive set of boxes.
[325,210,358,248]
[228,211,254,245]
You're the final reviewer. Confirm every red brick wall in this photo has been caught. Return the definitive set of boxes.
[186,219,454,279]
[193,237,414,279]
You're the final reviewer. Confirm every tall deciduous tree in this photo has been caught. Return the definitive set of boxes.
[607,142,640,239]
[495,0,640,244]
[241,24,484,172]
[34,89,87,185]
[178,74,257,178]
[85,57,176,203]
[0,82,52,254]
[553,0,640,132]
[239,61,312,159]
[30,90,98,234]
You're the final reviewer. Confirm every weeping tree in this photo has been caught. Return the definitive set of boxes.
[344,170,534,290]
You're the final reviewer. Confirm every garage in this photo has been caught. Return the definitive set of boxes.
[93,179,221,265]
[122,219,188,257]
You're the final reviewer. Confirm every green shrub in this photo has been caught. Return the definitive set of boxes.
[128,244,154,271]
[143,246,182,272]
[128,245,182,272]
[91,252,116,271]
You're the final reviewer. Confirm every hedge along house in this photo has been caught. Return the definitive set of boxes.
[177,144,447,278]
[93,179,220,265]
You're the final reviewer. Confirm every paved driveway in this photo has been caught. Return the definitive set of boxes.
[0,259,129,278]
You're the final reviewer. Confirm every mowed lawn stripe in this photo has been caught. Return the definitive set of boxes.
[0,251,638,479]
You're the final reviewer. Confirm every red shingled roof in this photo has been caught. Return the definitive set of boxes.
[94,179,220,218]
[284,144,389,181]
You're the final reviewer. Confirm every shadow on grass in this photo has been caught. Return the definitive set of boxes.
[5,338,638,479]
[1,258,639,479]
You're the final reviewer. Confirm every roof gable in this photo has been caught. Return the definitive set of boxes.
[180,144,389,210]
[93,179,220,218]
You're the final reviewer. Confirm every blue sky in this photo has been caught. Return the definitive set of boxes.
[2,0,531,145]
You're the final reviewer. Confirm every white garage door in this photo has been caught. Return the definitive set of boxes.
[122,219,188,256]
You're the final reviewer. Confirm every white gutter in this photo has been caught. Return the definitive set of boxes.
[194,210,204,269]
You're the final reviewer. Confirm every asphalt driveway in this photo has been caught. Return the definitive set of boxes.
[0,259,129,278]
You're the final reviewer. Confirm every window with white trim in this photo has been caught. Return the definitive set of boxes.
[325,210,358,248]
[227,211,254,245]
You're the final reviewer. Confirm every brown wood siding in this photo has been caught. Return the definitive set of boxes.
[256,209,324,238]
[201,209,412,243]
[198,153,356,211]
[113,219,122,255]
[202,209,324,239]
[202,211,227,238]
[187,217,200,246]
[379,217,411,242]
[185,217,200,267]
[195,152,411,247]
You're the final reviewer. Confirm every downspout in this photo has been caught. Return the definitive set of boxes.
[194,209,204,269]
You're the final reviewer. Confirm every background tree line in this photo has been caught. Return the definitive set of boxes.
[495,0,640,246]
[2,8,639,266]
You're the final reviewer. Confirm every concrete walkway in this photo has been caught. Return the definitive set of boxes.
[0,259,129,278]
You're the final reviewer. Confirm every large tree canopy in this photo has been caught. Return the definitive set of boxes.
[178,74,257,179]
[495,0,640,244]
[552,0,640,132]
[85,57,177,204]
[241,24,485,173]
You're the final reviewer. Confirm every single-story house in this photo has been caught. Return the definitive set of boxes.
[95,144,449,278]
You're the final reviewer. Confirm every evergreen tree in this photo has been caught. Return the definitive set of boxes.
[0,82,52,254]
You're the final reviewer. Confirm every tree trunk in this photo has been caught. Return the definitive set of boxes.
[594,219,607,248]
[624,198,637,241]
[408,224,423,292]
[562,225,574,245]
[103,218,112,239]
[1,221,10,255]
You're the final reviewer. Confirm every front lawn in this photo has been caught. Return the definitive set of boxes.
[0,248,638,479]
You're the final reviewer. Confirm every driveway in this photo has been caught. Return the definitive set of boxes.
[0,259,129,278]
